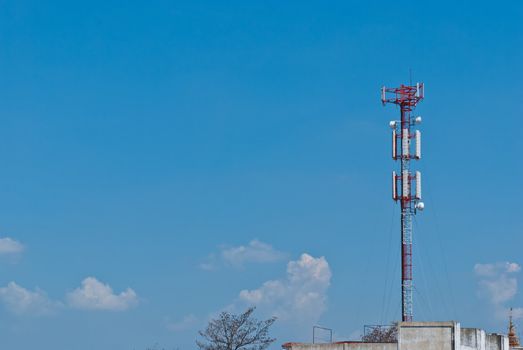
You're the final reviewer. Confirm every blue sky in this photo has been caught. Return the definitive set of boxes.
[0,1,522,349]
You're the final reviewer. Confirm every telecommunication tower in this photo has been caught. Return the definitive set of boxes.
[381,83,425,322]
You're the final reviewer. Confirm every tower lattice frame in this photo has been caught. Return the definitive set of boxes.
[382,83,425,322]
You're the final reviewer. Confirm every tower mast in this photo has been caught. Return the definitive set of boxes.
[381,83,425,322]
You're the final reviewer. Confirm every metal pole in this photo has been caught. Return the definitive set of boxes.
[313,326,333,344]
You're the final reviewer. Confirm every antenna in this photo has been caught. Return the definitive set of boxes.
[381,83,425,322]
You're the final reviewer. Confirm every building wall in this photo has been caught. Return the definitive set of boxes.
[486,334,508,350]
[461,328,486,350]
[459,327,508,350]
[282,322,508,350]
[283,343,396,350]
[398,322,458,350]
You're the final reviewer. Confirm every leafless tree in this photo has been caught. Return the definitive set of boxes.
[196,307,276,350]
[361,324,398,343]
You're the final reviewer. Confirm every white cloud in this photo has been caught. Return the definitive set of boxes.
[238,253,331,326]
[0,277,138,315]
[475,262,521,277]
[201,240,286,270]
[480,275,517,304]
[66,277,138,311]
[222,240,286,267]
[199,257,218,271]
[0,282,56,315]
[166,314,199,332]
[0,237,24,255]
[475,262,522,319]
[507,263,522,273]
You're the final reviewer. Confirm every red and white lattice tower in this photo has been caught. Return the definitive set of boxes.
[381,83,425,322]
